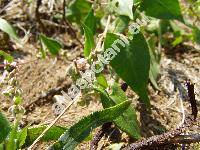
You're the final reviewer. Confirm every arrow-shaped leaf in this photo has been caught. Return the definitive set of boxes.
[39,34,62,57]
[104,33,150,107]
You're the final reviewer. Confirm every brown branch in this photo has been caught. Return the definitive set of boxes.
[0,64,5,68]
[90,122,112,150]
[122,79,199,149]
[123,116,199,150]
[171,133,200,144]
[63,0,66,21]
[90,129,105,150]
[186,80,198,120]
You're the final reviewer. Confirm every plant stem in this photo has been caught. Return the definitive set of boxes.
[28,93,81,150]
[88,15,111,60]
[6,115,20,150]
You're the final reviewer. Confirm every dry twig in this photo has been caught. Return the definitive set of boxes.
[186,80,198,120]
[123,117,199,150]
[90,122,113,150]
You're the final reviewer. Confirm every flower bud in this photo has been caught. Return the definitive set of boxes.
[2,86,14,97]
[8,77,17,85]
[16,88,23,95]
[8,105,25,117]
[75,58,90,71]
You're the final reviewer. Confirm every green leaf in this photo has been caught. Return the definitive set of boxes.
[112,15,130,33]
[172,36,183,47]
[193,26,200,45]
[95,84,141,139]
[7,117,20,150]
[104,33,150,107]
[66,0,91,24]
[140,0,183,21]
[170,21,185,35]
[110,84,141,139]
[49,101,131,150]
[0,18,19,41]
[84,9,96,35]
[96,73,108,89]
[149,64,159,90]
[0,143,3,150]
[13,96,22,105]
[147,37,160,90]
[23,125,67,147]
[17,128,27,148]
[82,23,95,57]
[39,48,46,59]
[39,34,62,56]
[0,50,13,63]
[0,112,11,143]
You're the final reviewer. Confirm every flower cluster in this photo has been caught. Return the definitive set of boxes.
[1,60,25,117]
[52,35,129,114]
[52,13,150,114]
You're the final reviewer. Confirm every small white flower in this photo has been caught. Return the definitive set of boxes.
[8,105,15,114]
[3,60,8,66]
[0,70,8,84]
[8,77,17,85]
[2,86,14,96]
[16,88,23,95]
[75,58,90,71]
[10,61,17,67]
[8,105,25,117]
